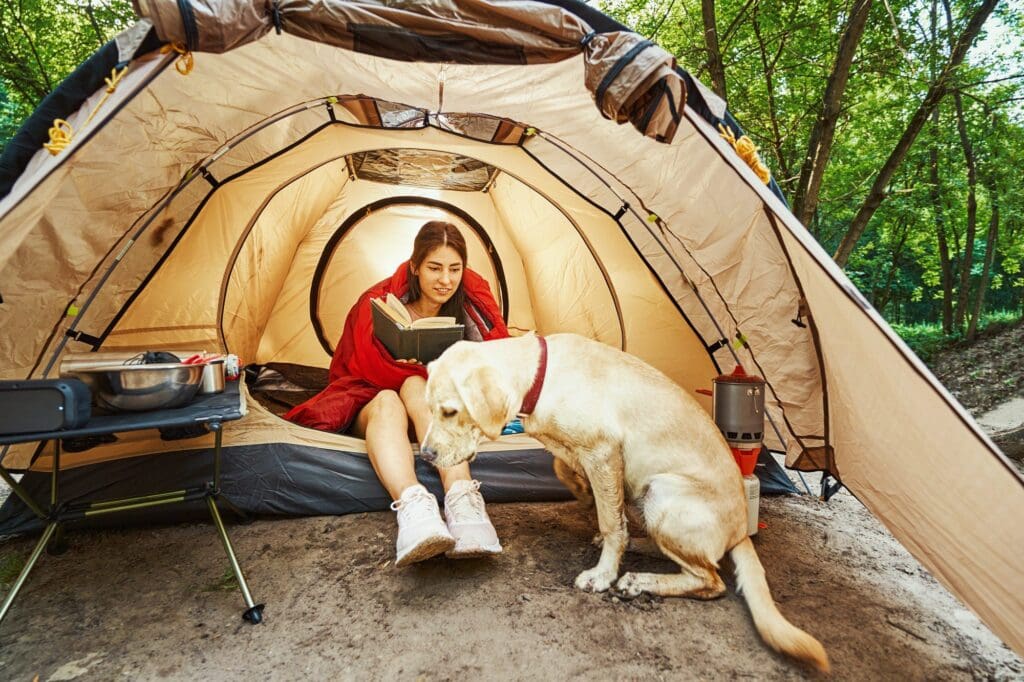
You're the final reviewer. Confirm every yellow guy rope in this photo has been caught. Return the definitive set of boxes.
[44,65,130,155]
[717,123,771,185]
[44,40,193,157]
[160,41,194,76]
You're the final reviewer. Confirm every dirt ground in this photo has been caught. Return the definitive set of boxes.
[0,324,1022,680]
[0,465,1021,680]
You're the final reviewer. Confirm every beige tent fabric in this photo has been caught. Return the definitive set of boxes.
[0,51,172,275]
[261,180,529,366]
[134,0,685,141]
[0,38,825,464]
[775,217,1024,656]
[102,121,704,390]
[0,16,1021,657]
[679,105,1024,654]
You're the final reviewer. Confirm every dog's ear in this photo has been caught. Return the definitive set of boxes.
[455,365,514,441]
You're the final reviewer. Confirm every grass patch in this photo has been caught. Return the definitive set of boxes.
[890,311,1022,362]
[202,566,239,592]
[0,551,27,588]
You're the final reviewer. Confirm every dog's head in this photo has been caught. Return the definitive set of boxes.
[421,341,517,469]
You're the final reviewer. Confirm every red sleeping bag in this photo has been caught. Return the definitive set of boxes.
[284,261,509,432]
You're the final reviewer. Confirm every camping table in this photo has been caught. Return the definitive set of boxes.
[0,381,264,626]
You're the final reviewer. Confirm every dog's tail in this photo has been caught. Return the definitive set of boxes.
[730,537,830,674]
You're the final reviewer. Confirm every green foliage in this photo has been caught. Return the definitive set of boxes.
[892,309,1021,360]
[601,0,1024,333]
[202,566,239,592]
[0,0,135,150]
[0,0,1020,338]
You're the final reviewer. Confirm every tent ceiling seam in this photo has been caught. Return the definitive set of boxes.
[518,141,714,370]
[532,127,806,459]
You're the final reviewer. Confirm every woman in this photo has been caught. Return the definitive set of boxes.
[285,221,509,566]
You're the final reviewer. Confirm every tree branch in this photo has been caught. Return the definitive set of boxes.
[833,0,999,268]
[792,0,873,227]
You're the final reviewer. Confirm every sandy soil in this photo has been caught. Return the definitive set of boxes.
[0,464,1021,680]
[1,322,1022,680]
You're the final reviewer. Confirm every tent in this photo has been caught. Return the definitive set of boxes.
[0,0,1020,656]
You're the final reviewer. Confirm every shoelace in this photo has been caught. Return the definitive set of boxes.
[445,480,486,523]
[389,487,438,523]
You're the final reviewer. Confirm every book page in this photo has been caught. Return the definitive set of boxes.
[372,295,411,327]
[409,317,458,329]
[384,293,413,326]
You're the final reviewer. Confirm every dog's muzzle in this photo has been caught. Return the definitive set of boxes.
[418,445,438,464]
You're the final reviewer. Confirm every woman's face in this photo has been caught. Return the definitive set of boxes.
[413,245,464,308]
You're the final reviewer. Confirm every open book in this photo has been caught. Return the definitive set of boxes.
[370,293,465,363]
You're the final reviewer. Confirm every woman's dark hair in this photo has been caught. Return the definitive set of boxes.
[408,221,468,321]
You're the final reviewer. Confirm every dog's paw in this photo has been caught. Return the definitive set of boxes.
[574,567,616,593]
[615,572,649,598]
[591,532,603,547]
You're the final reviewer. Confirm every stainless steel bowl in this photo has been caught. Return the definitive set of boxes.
[67,363,203,412]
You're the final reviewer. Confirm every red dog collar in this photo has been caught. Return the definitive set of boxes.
[518,335,547,416]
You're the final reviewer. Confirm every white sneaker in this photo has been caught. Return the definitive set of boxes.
[390,484,455,567]
[444,480,502,558]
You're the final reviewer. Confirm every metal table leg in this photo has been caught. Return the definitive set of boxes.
[0,409,263,628]
[47,439,67,555]
[207,496,264,624]
[0,467,46,520]
[0,439,66,624]
[206,422,263,624]
[0,522,58,624]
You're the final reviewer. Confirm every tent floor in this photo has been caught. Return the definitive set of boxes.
[0,443,796,536]
[0,490,1018,678]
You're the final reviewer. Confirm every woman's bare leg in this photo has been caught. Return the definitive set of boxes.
[400,375,472,491]
[352,390,419,500]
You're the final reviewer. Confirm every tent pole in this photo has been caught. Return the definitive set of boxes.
[538,131,805,473]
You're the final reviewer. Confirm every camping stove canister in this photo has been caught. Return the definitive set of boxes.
[711,365,766,537]
[711,365,765,446]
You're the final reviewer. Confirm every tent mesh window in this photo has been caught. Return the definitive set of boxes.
[436,113,526,145]
[375,100,428,128]
[348,149,496,191]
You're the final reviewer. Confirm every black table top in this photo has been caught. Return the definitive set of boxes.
[0,381,244,446]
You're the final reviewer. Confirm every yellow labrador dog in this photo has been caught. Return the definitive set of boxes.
[421,333,828,673]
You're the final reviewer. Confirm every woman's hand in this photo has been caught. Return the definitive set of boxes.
[396,358,422,365]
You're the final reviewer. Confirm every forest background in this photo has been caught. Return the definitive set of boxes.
[0,0,1021,361]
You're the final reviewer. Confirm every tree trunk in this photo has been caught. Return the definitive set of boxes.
[966,177,999,341]
[951,88,978,332]
[12,0,53,93]
[944,0,979,332]
[874,220,909,313]
[792,0,873,227]
[929,0,954,335]
[832,0,998,268]
[931,141,955,334]
[701,0,728,100]
[83,1,107,48]
[751,6,797,183]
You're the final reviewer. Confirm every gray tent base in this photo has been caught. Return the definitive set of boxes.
[0,445,796,536]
